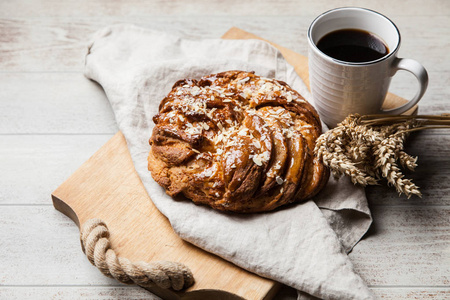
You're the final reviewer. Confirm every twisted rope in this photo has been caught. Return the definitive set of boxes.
[80,218,195,291]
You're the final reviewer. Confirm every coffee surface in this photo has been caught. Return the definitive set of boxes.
[317,29,389,63]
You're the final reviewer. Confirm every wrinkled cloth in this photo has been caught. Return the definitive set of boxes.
[84,24,374,300]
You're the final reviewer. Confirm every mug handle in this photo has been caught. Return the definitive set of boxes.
[380,57,429,115]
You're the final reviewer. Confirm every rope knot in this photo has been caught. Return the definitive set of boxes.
[80,218,195,291]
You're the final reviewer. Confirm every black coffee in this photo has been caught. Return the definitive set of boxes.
[316,29,389,63]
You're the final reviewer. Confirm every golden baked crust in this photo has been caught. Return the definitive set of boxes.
[148,71,329,213]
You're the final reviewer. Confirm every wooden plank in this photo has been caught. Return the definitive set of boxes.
[0,15,448,72]
[350,205,450,286]
[0,73,118,134]
[1,286,449,300]
[0,206,120,286]
[0,0,448,18]
[0,287,161,300]
[0,135,113,205]
[0,72,448,134]
[1,205,448,287]
[51,132,279,300]
[371,288,450,299]
[1,72,448,135]
[1,135,449,207]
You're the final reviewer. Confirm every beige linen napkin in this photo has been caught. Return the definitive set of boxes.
[84,24,374,300]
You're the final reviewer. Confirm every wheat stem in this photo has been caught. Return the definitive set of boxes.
[315,113,449,198]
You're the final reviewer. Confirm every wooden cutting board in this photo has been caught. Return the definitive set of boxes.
[52,27,415,300]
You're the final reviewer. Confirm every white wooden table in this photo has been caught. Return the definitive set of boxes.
[1,1,449,299]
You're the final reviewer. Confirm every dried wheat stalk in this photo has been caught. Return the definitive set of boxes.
[314,114,450,198]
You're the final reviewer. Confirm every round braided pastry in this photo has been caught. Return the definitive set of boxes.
[148,71,329,213]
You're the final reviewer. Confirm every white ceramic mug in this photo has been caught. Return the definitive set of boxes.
[307,7,428,128]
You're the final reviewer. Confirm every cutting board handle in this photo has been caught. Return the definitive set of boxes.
[79,218,195,290]
[53,195,196,298]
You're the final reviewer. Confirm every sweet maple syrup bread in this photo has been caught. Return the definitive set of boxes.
[148,70,329,213]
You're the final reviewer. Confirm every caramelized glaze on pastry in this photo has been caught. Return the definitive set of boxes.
[148,71,329,212]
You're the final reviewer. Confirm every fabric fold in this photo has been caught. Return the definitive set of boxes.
[84,24,374,300]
